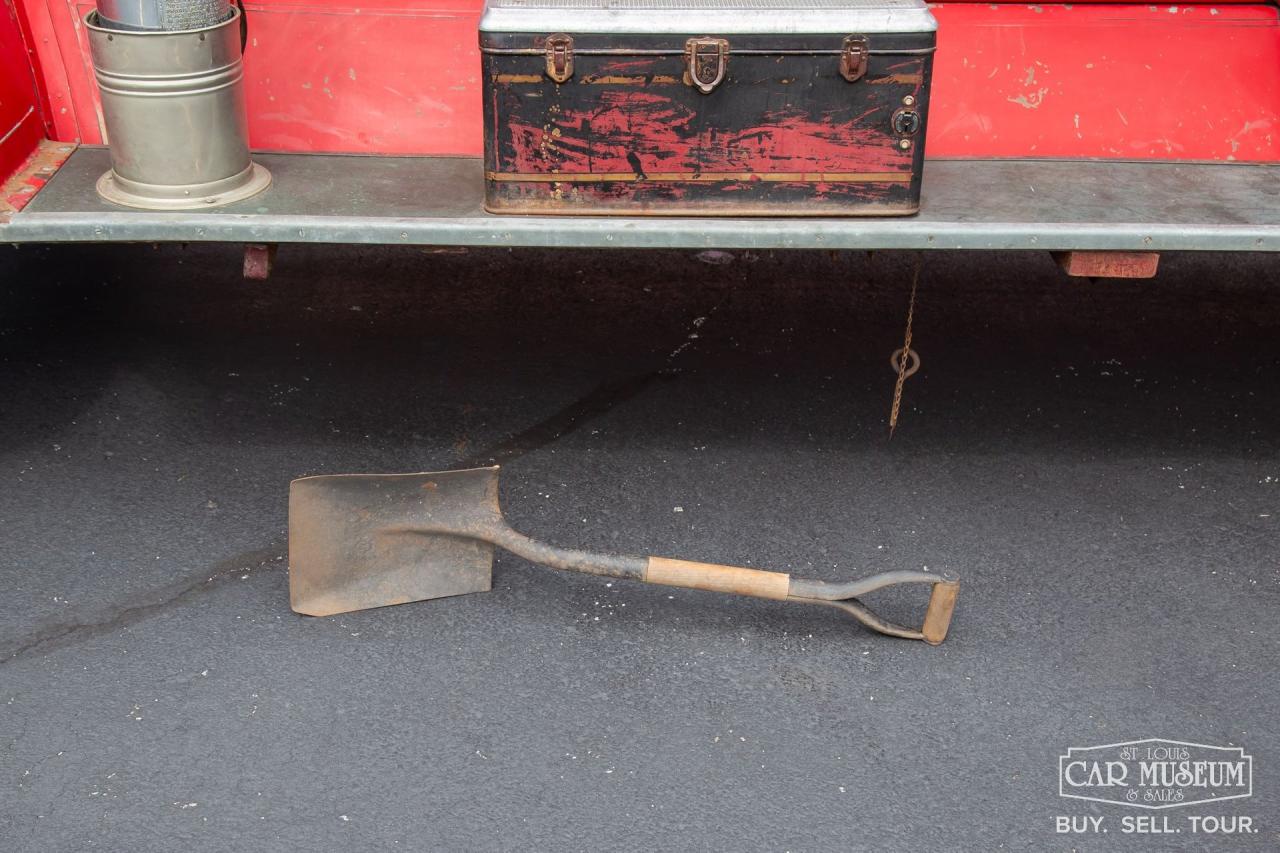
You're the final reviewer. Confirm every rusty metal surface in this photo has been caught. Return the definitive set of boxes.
[289,466,648,617]
[481,31,933,215]
[7,148,1280,251]
[0,139,76,220]
[289,465,959,642]
[288,469,499,616]
[1054,250,1161,279]
[242,242,276,279]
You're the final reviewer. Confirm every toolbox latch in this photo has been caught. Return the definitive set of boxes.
[685,37,729,94]
[840,35,869,83]
[545,33,574,83]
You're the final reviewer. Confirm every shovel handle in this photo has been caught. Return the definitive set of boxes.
[644,555,959,645]
[645,556,792,600]
[497,527,959,644]
[921,578,960,645]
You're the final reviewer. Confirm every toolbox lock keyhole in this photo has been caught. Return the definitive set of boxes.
[893,108,922,136]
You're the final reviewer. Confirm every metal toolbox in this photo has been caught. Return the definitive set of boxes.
[479,0,936,216]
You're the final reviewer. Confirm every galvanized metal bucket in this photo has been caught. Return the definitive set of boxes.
[86,8,270,210]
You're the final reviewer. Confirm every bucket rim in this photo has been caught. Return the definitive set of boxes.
[85,6,240,37]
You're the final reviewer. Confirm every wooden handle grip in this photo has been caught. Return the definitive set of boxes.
[645,556,791,601]
[921,579,960,645]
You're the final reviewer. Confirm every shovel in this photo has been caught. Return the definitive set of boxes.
[288,466,960,644]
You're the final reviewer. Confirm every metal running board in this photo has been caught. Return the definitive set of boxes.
[4,147,1279,252]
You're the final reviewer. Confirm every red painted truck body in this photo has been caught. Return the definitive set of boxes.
[3,0,1279,196]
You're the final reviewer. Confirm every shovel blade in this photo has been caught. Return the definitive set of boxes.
[288,468,502,616]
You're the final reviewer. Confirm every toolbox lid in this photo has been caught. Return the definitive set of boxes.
[480,0,936,35]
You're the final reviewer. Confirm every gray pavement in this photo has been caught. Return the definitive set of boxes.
[1,244,1277,851]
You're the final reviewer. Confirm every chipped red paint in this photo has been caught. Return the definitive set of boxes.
[928,4,1280,161]
[0,0,44,179]
[8,0,488,156]
[17,0,103,144]
[1053,250,1161,279]
[483,45,932,214]
[505,104,910,175]
[240,0,484,155]
[4,0,1278,175]
[0,138,73,216]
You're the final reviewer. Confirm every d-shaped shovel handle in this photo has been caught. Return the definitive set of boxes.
[920,578,960,645]
[490,526,960,644]
[643,556,960,645]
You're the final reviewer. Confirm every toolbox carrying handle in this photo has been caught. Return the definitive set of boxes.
[534,32,883,88]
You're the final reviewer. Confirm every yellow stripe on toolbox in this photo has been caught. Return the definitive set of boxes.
[491,74,684,84]
[867,73,925,85]
[486,171,911,184]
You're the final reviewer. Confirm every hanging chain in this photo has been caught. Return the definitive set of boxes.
[888,255,922,437]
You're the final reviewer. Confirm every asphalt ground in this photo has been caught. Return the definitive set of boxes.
[1,244,1277,851]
